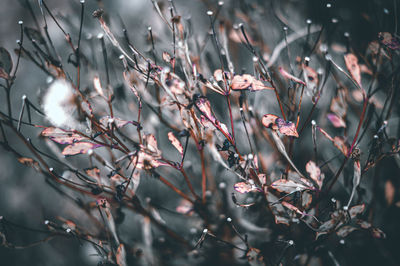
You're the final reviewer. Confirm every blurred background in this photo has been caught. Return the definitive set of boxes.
[0,0,399,265]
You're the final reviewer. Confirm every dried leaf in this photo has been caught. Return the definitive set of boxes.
[385,180,395,205]
[327,113,346,128]
[348,203,365,219]
[99,116,137,129]
[371,227,386,239]
[234,182,258,193]
[279,67,306,86]
[62,142,102,156]
[333,136,349,155]
[0,47,12,79]
[162,51,172,63]
[97,197,120,244]
[336,226,358,238]
[85,167,101,180]
[344,53,362,88]
[231,74,273,91]
[17,157,40,171]
[41,127,86,144]
[261,114,279,128]
[378,32,400,50]
[303,65,318,88]
[195,97,216,124]
[301,191,313,209]
[282,201,303,215]
[116,244,127,266]
[93,75,104,97]
[276,118,299,137]
[168,132,183,156]
[306,161,323,189]
[270,179,307,194]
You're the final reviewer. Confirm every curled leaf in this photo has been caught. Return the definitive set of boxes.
[279,67,306,86]
[116,244,127,266]
[282,201,303,215]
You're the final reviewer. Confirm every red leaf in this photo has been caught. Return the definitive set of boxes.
[279,67,306,86]
[62,142,102,156]
[116,244,127,266]
[41,127,86,144]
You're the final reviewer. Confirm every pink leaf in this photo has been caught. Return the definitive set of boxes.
[276,118,299,137]
[279,67,306,86]
[306,161,323,189]
[261,114,279,128]
[100,116,138,129]
[62,142,102,156]
[41,127,86,145]
[195,97,216,124]
[327,113,346,128]
[168,132,183,156]
[231,74,273,91]
[234,182,258,193]
[344,53,362,87]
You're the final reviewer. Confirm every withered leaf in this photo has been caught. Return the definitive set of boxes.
[231,74,273,91]
[348,203,365,219]
[168,132,183,156]
[327,113,346,128]
[270,179,307,194]
[41,127,86,145]
[62,142,102,156]
[336,225,358,238]
[234,182,258,193]
[275,118,299,138]
[344,53,362,88]
[305,161,323,189]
